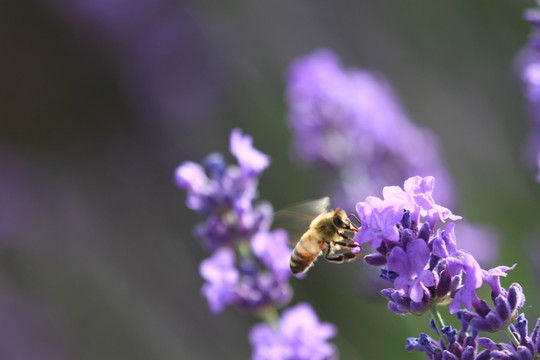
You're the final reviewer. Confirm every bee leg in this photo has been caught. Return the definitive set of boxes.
[336,232,360,246]
[324,252,360,263]
[334,240,359,248]
[323,246,360,263]
[337,232,355,242]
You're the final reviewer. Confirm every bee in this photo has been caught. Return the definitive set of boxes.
[277,197,361,275]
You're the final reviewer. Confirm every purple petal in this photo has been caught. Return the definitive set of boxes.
[199,247,239,314]
[230,128,270,173]
[408,239,431,271]
[482,264,517,296]
[251,229,292,282]
[387,246,409,275]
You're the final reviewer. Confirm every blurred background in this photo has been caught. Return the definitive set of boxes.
[1,0,540,359]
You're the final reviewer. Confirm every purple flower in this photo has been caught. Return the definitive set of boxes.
[354,195,403,249]
[482,265,517,297]
[382,176,461,228]
[41,0,222,125]
[175,129,273,249]
[234,271,293,313]
[355,176,459,241]
[355,176,514,321]
[454,221,500,267]
[477,314,540,359]
[251,229,292,282]
[285,48,360,168]
[406,326,492,360]
[249,303,337,360]
[175,129,269,214]
[285,48,455,209]
[199,246,293,314]
[230,129,271,174]
[430,224,485,313]
[354,176,459,253]
[516,5,540,181]
[199,247,239,314]
[461,283,524,333]
[175,161,212,213]
[387,238,435,303]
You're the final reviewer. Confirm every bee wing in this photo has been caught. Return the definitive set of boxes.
[272,197,330,247]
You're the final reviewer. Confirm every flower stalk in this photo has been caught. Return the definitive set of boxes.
[429,303,449,347]
[505,325,520,348]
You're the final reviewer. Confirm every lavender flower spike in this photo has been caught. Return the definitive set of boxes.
[461,282,525,334]
[249,302,337,360]
[477,313,540,359]
[286,48,456,208]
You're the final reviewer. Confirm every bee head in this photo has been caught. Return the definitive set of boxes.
[332,209,358,232]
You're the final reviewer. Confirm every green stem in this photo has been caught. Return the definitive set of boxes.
[259,307,280,330]
[237,240,252,259]
[505,326,520,347]
[430,302,449,346]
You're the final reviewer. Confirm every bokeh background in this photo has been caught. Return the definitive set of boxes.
[2,0,540,359]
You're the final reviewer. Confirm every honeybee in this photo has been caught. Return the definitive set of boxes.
[277,197,361,275]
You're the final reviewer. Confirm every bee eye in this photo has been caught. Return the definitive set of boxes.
[333,215,345,228]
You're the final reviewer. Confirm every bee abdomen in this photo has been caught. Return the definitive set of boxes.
[289,249,310,274]
[289,234,324,275]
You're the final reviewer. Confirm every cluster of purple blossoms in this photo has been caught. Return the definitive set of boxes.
[285,48,454,209]
[406,312,540,360]
[517,2,540,181]
[354,176,539,359]
[355,176,513,317]
[175,129,337,359]
[176,128,273,250]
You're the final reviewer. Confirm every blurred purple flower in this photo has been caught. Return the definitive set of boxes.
[516,5,540,180]
[285,48,454,209]
[179,128,301,340]
[199,244,293,315]
[234,271,293,313]
[199,247,239,314]
[249,303,337,360]
[230,129,271,175]
[176,129,270,216]
[42,0,222,124]
[251,229,292,282]
[176,129,273,249]
[454,221,500,267]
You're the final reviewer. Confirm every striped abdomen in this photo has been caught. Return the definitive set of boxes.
[289,231,326,275]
